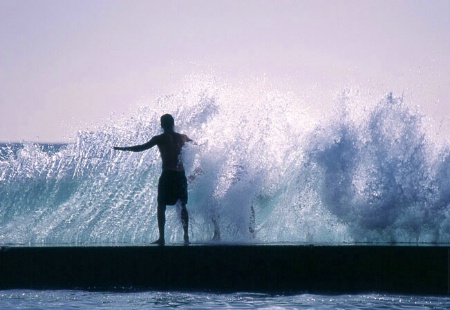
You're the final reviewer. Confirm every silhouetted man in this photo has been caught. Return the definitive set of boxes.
[113,114,192,245]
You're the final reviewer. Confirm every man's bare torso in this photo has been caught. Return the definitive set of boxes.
[152,132,190,172]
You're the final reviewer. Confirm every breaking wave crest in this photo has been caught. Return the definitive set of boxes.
[1,77,450,245]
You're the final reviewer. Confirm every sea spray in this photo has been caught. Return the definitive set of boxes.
[1,78,450,245]
[301,93,436,242]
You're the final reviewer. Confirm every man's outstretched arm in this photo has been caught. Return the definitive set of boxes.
[183,134,194,144]
[113,137,157,152]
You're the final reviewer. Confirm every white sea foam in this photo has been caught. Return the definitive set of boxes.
[1,75,449,245]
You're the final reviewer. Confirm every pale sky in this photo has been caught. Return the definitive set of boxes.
[1,0,449,142]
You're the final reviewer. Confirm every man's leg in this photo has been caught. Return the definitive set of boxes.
[180,202,189,244]
[152,203,166,245]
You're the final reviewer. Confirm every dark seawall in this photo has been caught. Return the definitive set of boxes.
[0,245,448,295]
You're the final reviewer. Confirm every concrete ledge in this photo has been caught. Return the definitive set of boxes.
[0,245,448,295]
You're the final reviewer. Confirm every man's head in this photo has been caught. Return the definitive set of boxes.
[160,114,175,131]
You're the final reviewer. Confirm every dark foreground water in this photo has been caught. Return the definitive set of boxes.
[1,290,449,309]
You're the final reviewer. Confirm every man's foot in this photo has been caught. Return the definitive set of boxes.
[151,238,165,246]
[184,235,190,245]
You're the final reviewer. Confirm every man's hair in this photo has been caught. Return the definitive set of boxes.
[160,114,175,130]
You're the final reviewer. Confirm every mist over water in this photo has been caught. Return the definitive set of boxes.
[1,76,450,245]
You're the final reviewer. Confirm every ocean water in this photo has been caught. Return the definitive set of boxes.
[0,290,449,309]
[1,76,450,307]
[1,77,450,245]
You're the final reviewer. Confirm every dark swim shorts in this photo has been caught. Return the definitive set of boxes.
[157,170,188,206]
